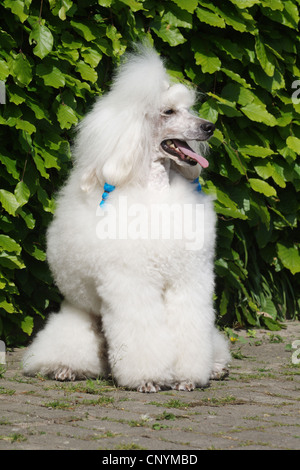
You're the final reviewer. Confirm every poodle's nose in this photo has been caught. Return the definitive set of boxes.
[201,122,215,135]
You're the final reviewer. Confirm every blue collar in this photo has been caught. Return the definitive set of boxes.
[193,178,202,192]
[100,179,201,207]
[100,182,115,207]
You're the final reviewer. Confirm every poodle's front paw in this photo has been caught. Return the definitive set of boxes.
[171,381,195,392]
[137,381,161,393]
[54,366,76,381]
[210,366,229,381]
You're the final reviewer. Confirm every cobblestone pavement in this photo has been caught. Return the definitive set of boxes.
[0,321,299,451]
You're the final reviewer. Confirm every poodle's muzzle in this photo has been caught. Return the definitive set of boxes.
[161,120,215,168]
[200,121,215,138]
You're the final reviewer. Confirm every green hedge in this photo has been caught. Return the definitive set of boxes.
[0,0,299,345]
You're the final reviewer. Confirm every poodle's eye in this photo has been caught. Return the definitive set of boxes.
[163,109,175,115]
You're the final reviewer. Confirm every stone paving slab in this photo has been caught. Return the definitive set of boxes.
[0,321,299,450]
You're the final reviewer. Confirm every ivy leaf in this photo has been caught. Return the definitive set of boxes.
[57,104,78,129]
[223,143,247,175]
[32,152,49,179]
[29,23,54,59]
[196,6,225,28]
[118,0,144,11]
[0,154,20,180]
[0,59,9,81]
[37,187,56,214]
[58,0,73,20]
[18,209,36,229]
[221,68,252,88]
[80,48,103,68]
[70,20,97,41]
[11,53,32,86]
[171,0,198,13]
[286,136,300,153]
[194,47,221,74]
[266,1,299,29]
[75,61,98,83]
[21,315,34,335]
[277,243,300,275]
[15,181,30,207]
[204,181,248,220]
[106,25,125,54]
[26,95,50,120]
[163,8,193,29]
[36,63,66,88]
[199,100,219,122]
[255,34,275,77]
[261,316,282,331]
[261,0,284,11]
[96,0,112,5]
[0,234,22,254]
[239,145,275,158]
[0,296,15,314]
[3,0,29,23]
[0,252,25,270]
[254,162,274,180]
[0,189,20,216]
[230,0,260,7]
[253,162,286,189]
[24,243,47,261]
[15,118,36,134]
[248,178,277,197]
[213,3,248,33]
[241,102,277,126]
[151,18,186,46]
[36,147,60,170]
[271,163,286,188]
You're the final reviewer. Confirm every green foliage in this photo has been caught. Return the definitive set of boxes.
[0,0,299,345]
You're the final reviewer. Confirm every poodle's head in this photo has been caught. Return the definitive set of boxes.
[156,83,215,180]
[75,45,215,191]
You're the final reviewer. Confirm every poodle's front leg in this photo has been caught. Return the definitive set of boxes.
[165,284,217,389]
[99,275,175,392]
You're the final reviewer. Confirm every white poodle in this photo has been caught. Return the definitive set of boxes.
[23,45,231,392]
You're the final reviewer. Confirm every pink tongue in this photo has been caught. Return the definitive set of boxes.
[173,140,209,168]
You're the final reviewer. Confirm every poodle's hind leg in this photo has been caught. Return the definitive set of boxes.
[23,302,108,381]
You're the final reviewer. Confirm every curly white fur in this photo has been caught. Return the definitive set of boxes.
[23,45,231,392]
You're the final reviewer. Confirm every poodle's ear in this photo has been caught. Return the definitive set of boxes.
[101,157,132,187]
[77,110,151,191]
[100,113,151,187]
[80,167,99,192]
